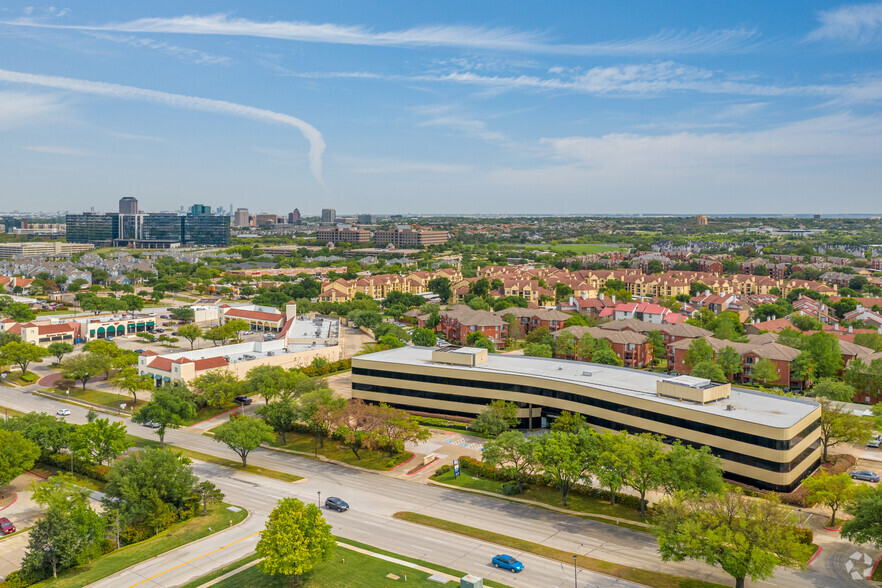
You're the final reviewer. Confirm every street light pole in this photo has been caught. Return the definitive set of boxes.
[318,491,321,508]
[573,554,577,588]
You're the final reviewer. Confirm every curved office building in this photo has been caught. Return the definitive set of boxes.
[352,346,821,492]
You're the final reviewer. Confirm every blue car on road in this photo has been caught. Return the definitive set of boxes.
[491,554,524,573]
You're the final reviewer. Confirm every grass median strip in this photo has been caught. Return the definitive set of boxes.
[179,553,261,588]
[127,436,303,483]
[34,503,248,588]
[393,512,728,588]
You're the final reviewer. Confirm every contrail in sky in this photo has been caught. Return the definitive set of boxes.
[0,68,328,189]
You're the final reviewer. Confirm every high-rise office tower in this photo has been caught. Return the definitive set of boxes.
[288,209,301,225]
[119,197,139,215]
[234,208,250,227]
[190,204,211,216]
[321,208,336,224]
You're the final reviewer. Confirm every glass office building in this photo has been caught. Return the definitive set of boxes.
[66,205,230,247]
[183,214,230,246]
[66,213,115,245]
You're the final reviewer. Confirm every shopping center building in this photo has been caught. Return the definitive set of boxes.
[351,346,821,492]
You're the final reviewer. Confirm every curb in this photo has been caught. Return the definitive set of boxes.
[390,453,417,471]
[32,390,132,417]
[807,545,823,565]
[871,552,882,580]
[406,458,439,476]
[0,492,18,512]
[189,407,237,428]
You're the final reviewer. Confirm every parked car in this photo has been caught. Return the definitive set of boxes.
[106,337,115,342]
[234,395,253,406]
[160,315,169,319]
[851,470,881,483]
[324,497,349,512]
[0,518,16,535]
[56,409,71,416]
[491,555,524,573]
[868,435,881,448]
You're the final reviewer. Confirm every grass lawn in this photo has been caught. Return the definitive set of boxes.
[180,402,238,427]
[393,512,727,588]
[0,405,27,418]
[33,502,248,588]
[4,370,39,385]
[128,436,303,483]
[432,469,645,523]
[29,464,106,492]
[265,432,411,471]
[45,387,145,411]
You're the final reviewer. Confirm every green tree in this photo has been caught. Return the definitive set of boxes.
[245,365,299,404]
[626,433,667,517]
[576,333,595,361]
[691,361,726,382]
[349,309,382,329]
[71,418,130,465]
[212,416,275,466]
[427,277,452,303]
[803,471,856,527]
[812,378,856,402]
[256,497,336,586]
[0,430,39,486]
[802,332,843,379]
[169,307,195,322]
[553,331,576,358]
[592,346,623,366]
[411,327,437,347]
[525,326,553,346]
[481,430,538,493]
[132,389,197,447]
[791,314,823,332]
[593,431,631,506]
[653,492,813,588]
[21,506,84,579]
[177,324,202,349]
[367,404,430,457]
[843,484,882,547]
[684,338,714,368]
[550,411,587,433]
[818,397,871,461]
[716,346,742,381]
[112,366,154,405]
[0,412,70,459]
[1,341,48,376]
[193,480,225,516]
[750,358,780,386]
[471,399,519,437]
[47,342,74,364]
[663,442,724,497]
[523,342,553,358]
[60,353,109,391]
[533,429,598,507]
[256,395,299,444]
[190,368,241,408]
[790,351,815,388]
[645,330,666,364]
[4,302,35,322]
[297,388,345,451]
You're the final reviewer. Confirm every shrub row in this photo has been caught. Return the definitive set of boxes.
[446,456,648,512]
[41,452,110,483]
[298,358,351,377]
[405,410,474,425]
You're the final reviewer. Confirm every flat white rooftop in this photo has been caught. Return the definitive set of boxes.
[356,346,819,430]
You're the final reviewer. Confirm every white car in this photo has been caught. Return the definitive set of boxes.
[56,409,71,416]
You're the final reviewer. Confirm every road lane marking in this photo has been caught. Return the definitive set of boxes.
[125,530,261,588]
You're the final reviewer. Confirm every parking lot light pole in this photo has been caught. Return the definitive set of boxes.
[573,554,577,588]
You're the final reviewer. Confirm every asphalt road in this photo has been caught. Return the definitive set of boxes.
[0,386,868,588]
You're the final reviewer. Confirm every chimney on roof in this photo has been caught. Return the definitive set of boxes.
[612,295,616,304]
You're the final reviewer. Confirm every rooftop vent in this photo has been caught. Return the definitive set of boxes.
[726,404,735,411]
[582,371,593,377]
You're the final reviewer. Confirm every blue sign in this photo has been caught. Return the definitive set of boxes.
[453,458,460,478]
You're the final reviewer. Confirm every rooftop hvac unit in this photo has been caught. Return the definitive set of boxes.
[726,404,735,411]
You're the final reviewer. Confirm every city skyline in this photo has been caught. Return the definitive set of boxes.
[2,2,882,214]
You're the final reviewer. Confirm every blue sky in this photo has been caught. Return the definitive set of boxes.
[2,2,882,215]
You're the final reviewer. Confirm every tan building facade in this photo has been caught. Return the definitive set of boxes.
[352,347,821,492]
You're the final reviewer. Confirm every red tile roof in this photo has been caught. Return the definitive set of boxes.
[224,308,283,322]
[193,357,229,371]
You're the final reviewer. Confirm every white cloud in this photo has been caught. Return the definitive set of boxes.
[87,33,230,65]
[4,14,758,55]
[336,156,472,174]
[0,69,327,189]
[0,91,65,129]
[24,145,95,156]
[807,2,882,44]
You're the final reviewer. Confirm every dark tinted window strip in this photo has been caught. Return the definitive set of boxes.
[353,382,817,473]
[352,367,819,450]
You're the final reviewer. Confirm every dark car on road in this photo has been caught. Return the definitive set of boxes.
[324,497,349,512]
[234,395,253,406]
[851,470,881,483]
[491,554,524,573]
[0,518,16,535]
